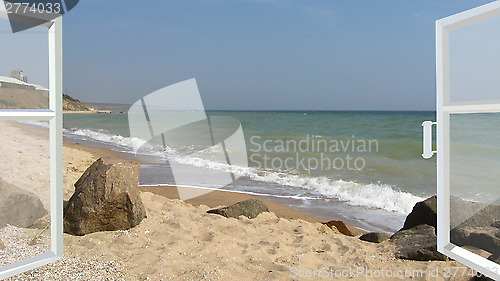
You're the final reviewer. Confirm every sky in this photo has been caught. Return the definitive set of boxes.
[0,21,48,85]
[450,13,500,104]
[21,0,500,110]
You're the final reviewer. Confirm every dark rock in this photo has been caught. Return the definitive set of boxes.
[399,197,500,279]
[402,196,500,231]
[390,224,447,261]
[488,249,500,264]
[359,232,390,243]
[207,199,268,219]
[63,157,146,236]
[450,198,500,231]
[402,195,500,254]
[448,199,500,253]
[451,226,500,253]
[322,221,354,236]
[0,179,47,228]
[402,196,437,231]
[0,239,4,250]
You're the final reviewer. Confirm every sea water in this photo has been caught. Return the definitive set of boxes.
[62,111,445,232]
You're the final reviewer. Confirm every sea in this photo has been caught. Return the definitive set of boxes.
[52,110,500,233]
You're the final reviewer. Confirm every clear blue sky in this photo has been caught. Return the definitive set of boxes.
[61,0,494,110]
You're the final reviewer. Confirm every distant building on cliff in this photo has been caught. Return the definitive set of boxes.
[11,70,27,82]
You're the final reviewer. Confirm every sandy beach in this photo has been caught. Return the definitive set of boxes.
[0,120,477,280]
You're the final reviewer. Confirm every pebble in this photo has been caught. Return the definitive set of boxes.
[0,226,127,280]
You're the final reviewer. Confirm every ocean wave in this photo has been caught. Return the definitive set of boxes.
[47,125,423,215]
[171,154,423,214]
[70,128,147,150]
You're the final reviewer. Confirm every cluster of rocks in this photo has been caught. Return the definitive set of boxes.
[355,194,500,268]
[389,196,448,261]
[448,197,500,255]
[362,194,500,279]
[395,196,500,262]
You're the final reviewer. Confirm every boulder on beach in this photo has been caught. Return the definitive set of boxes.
[0,178,47,228]
[390,224,447,261]
[359,232,389,243]
[402,195,499,230]
[451,226,500,254]
[402,196,437,231]
[322,221,354,237]
[450,198,500,230]
[63,157,146,236]
[207,199,268,219]
[401,195,500,253]
[448,197,500,253]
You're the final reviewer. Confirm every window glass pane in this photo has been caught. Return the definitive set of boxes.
[449,14,500,105]
[0,120,51,267]
[0,18,49,109]
[449,113,500,257]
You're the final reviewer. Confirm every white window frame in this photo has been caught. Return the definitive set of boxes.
[0,9,63,280]
[437,1,500,279]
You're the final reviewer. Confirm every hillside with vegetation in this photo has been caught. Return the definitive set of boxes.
[63,94,89,111]
[0,81,88,111]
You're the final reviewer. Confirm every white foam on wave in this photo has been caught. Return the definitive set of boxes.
[49,125,423,215]
[172,154,423,214]
[70,128,148,151]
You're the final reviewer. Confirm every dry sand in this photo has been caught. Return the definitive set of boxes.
[0,121,478,280]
